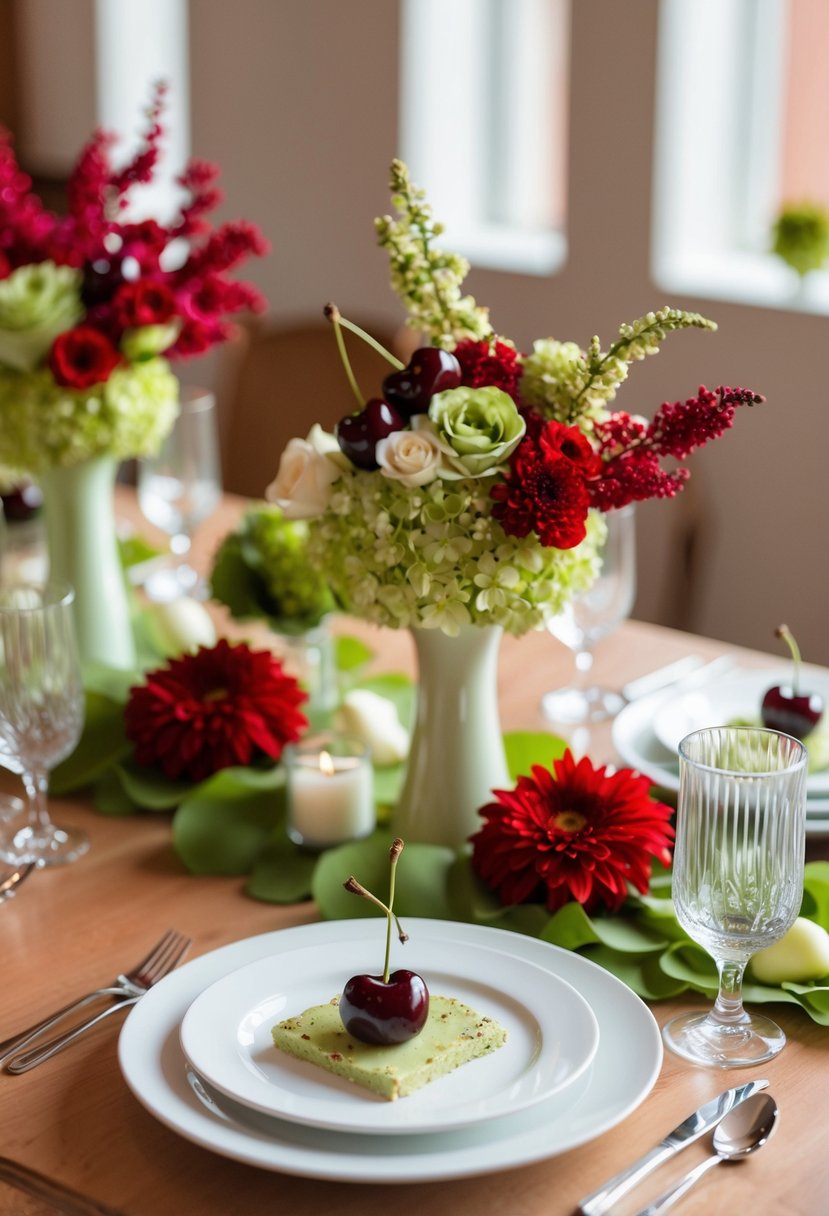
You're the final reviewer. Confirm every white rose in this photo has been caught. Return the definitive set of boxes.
[375,417,445,487]
[146,597,217,658]
[266,433,340,519]
[334,689,410,766]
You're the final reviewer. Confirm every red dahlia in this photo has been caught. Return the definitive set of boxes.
[471,751,674,914]
[125,640,308,782]
[48,325,121,388]
[490,421,592,549]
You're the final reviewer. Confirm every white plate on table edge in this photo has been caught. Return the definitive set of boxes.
[651,666,829,790]
[118,919,662,1183]
[613,682,829,830]
[180,937,599,1134]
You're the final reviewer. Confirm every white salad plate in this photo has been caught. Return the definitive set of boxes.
[180,937,599,1134]
[119,919,662,1183]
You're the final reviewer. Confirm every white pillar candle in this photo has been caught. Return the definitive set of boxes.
[285,738,374,850]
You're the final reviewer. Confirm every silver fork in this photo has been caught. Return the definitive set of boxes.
[0,929,191,1065]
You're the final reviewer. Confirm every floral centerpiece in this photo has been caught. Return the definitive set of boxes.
[0,84,267,667]
[265,160,762,846]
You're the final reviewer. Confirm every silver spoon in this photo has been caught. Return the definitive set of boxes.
[634,1092,778,1215]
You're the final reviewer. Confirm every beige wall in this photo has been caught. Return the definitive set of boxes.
[10,0,829,664]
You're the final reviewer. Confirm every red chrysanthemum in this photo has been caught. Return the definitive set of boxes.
[124,640,308,782]
[48,325,121,388]
[453,337,523,401]
[490,423,592,549]
[471,751,674,915]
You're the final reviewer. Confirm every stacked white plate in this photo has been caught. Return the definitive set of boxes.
[612,665,829,836]
[118,919,662,1182]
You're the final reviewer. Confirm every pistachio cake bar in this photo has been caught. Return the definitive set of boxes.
[272,995,506,1100]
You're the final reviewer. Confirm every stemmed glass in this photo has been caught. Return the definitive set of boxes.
[0,581,87,866]
[541,503,636,724]
[663,725,807,1067]
[138,388,222,601]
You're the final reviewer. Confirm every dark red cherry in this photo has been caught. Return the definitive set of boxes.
[340,969,429,1045]
[80,253,141,308]
[761,686,823,740]
[335,398,405,469]
[761,624,823,739]
[382,348,462,417]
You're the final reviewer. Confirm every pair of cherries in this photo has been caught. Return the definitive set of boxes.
[335,348,462,470]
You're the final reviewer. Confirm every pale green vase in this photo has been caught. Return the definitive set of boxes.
[392,624,509,847]
[39,455,136,670]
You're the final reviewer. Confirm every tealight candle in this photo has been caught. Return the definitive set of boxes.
[285,735,374,850]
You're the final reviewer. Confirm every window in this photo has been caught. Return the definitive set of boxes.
[399,0,569,275]
[653,0,829,312]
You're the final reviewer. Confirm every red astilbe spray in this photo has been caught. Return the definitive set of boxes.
[589,384,764,511]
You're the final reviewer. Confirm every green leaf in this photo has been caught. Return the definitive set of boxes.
[50,691,131,794]
[542,901,601,952]
[802,865,829,928]
[246,827,317,904]
[335,635,375,673]
[371,763,405,807]
[92,768,139,816]
[503,731,567,781]
[311,834,455,922]
[209,539,267,620]
[589,946,691,1000]
[116,759,195,811]
[118,535,164,569]
[173,771,285,874]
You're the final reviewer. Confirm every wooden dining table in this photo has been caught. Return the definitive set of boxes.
[0,495,826,1216]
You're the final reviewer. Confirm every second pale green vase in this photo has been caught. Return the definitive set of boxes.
[39,455,136,671]
[392,624,509,848]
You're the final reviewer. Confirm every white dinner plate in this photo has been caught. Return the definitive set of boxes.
[612,676,829,829]
[651,667,829,795]
[119,919,662,1183]
[180,937,599,1134]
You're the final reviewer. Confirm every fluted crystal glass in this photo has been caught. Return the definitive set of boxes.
[663,726,807,1067]
[0,581,87,865]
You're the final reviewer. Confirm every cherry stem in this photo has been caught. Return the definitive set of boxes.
[343,858,409,985]
[336,314,405,371]
[324,302,365,408]
[776,623,801,695]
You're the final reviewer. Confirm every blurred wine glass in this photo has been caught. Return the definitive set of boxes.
[0,581,87,865]
[138,388,222,601]
[541,504,636,724]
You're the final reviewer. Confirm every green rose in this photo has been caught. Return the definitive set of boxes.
[428,385,525,478]
[0,262,83,372]
[121,321,180,361]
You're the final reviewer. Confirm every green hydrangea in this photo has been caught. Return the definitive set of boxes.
[211,504,335,634]
[305,469,604,637]
[0,357,179,473]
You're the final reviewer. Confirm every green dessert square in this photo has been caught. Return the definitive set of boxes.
[272,995,506,1101]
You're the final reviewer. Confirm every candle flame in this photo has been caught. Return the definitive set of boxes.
[319,750,335,777]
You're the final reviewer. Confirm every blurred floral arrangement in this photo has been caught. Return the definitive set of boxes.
[265,160,763,637]
[210,504,335,635]
[772,201,829,278]
[0,83,267,474]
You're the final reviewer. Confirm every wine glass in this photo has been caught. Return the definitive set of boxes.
[663,725,807,1067]
[541,503,636,724]
[0,581,87,866]
[138,387,222,601]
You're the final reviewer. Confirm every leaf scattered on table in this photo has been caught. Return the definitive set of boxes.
[50,690,131,794]
[312,834,455,922]
[503,731,567,781]
[173,769,286,874]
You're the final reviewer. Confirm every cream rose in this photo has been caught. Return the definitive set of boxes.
[266,432,340,520]
[375,417,444,487]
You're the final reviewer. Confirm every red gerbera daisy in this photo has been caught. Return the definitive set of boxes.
[490,425,591,549]
[470,750,674,914]
[125,639,308,782]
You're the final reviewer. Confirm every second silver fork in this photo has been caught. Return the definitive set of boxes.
[0,928,191,1067]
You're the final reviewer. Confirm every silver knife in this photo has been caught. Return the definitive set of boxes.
[577,1078,769,1216]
